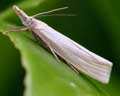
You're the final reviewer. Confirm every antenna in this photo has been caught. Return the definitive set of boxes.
[38,14,76,17]
[32,7,69,18]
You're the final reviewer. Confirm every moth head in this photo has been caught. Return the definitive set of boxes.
[13,5,32,26]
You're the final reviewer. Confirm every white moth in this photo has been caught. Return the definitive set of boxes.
[12,5,113,84]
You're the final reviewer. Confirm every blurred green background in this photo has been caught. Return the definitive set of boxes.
[0,0,120,96]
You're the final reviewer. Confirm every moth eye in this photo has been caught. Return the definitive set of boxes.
[24,18,32,26]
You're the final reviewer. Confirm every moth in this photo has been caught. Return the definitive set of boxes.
[12,5,113,84]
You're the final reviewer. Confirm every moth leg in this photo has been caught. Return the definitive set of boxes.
[68,63,79,74]
[32,31,60,62]
[47,43,60,62]
[48,44,79,73]
[4,26,28,34]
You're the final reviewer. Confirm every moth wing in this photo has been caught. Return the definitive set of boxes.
[31,20,113,84]
[46,29,113,84]
[66,39,113,83]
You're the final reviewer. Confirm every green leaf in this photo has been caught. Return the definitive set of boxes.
[0,0,120,96]
[6,31,105,96]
